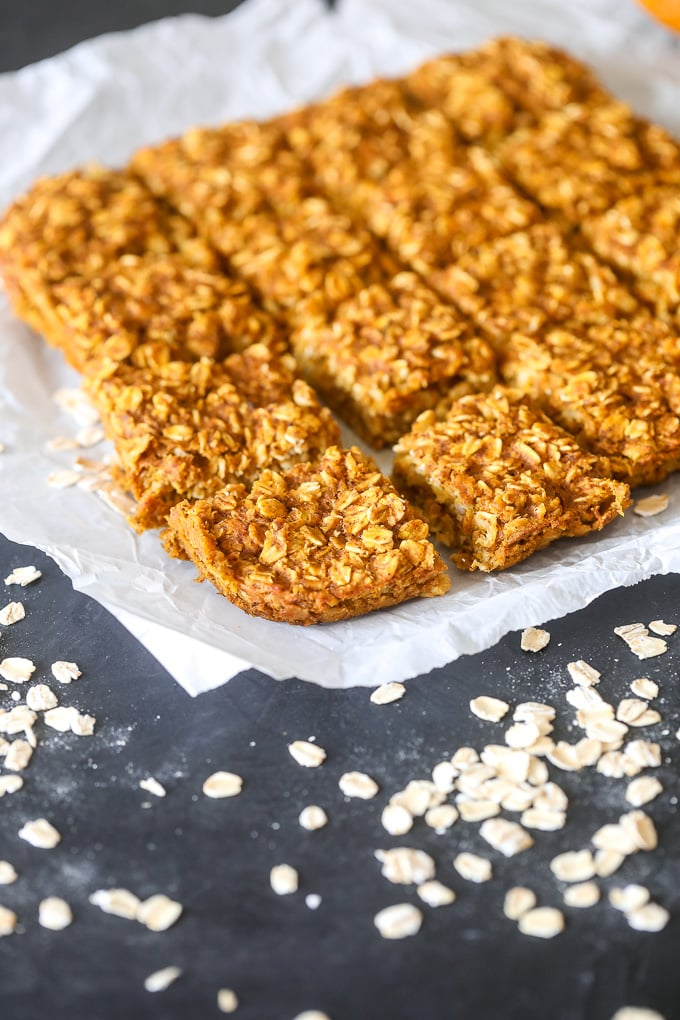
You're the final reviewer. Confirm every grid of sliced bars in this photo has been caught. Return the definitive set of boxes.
[2,36,680,622]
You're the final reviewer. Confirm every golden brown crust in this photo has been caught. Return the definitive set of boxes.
[291,272,497,447]
[499,322,680,487]
[392,388,631,572]
[405,37,610,146]
[432,223,640,346]
[53,253,285,373]
[86,347,340,531]
[0,165,218,348]
[165,446,450,624]
[499,102,680,222]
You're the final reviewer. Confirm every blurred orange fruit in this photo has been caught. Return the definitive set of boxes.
[637,0,680,30]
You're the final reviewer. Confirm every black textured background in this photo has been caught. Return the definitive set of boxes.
[0,4,679,1019]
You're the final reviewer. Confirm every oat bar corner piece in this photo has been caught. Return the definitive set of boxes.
[392,388,631,572]
[165,446,451,625]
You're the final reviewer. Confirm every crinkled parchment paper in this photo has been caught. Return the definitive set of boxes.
[1,0,679,694]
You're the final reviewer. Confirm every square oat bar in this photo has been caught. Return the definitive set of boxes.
[0,165,218,348]
[500,322,680,488]
[432,223,640,346]
[392,388,630,572]
[165,445,451,625]
[291,272,497,448]
[86,346,340,532]
[405,37,609,146]
[582,185,680,317]
[53,253,284,373]
[499,101,680,222]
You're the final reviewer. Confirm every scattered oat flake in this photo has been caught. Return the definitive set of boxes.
[633,494,669,517]
[144,966,182,993]
[4,566,41,586]
[381,803,413,836]
[44,706,78,733]
[288,740,326,768]
[621,810,658,852]
[0,905,17,937]
[376,848,435,886]
[338,771,379,799]
[292,1012,333,1020]
[76,425,105,447]
[47,469,81,489]
[626,903,669,932]
[616,699,650,724]
[520,627,550,652]
[45,435,80,452]
[374,902,423,940]
[0,776,23,797]
[370,682,405,705]
[89,888,140,920]
[38,897,73,931]
[0,602,24,626]
[609,885,650,913]
[53,387,100,426]
[521,808,566,832]
[202,771,243,799]
[567,660,601,687]
[0,862,17,885]
[550,850,595,883]
[0,657,35,684]
[417,880,455,908]
[564,882,600,908]
[18,818,60,849]
[50,661,81,684]
[139,777,166,798]
[25,685,58,711]
[457,799,500,823]
[594,850,625,878]
[4,740,33,771]
[518,906,564,939]
[503,887,536,920]
[648,619,676,636]
[480,818,533,857]
[299,806,328,831]
[453,852,492,883]
[614,623,667,660]
[71,712,96,736]
[626,776,663,807]
[217,988,239,1013]
[137,895,183,932]
[431,761,456,792]
[424,804,458,833]
[469,696,510,722]
[270,864,298,896]
[630,678,658,700]
[592,823,638,856]
[305,894,322,910]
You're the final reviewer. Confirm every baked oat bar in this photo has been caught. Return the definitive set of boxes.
[221,196,399,316]
[432,223,640,346]
[499,101,680,222]
[392,388,631,572]
[165,445,451,625]
[291,272,497,448]
[53,253,285,373]
[500,322,680,487]
[86,346,340,532]
[405,36,610,146]
[0,165,217,349]
[131,119,311,236]
[582,185,680,316]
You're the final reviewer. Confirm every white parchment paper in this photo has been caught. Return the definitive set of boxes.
[1,0,679,694]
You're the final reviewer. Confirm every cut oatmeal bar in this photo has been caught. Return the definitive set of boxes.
[0,165,217,349]
[405,36,610,147]
[432,223,640,346]
[165,446,451,625]
[53,253,284,374]
[582,185,680,318]
[500,322,680,487]
[219,196,399,316]
[499,101,680,222]
[392,388,630,572]
[291,272,496,448]
[86,346,340,532]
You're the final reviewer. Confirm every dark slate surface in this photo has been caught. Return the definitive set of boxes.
[0,4,679,1019]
